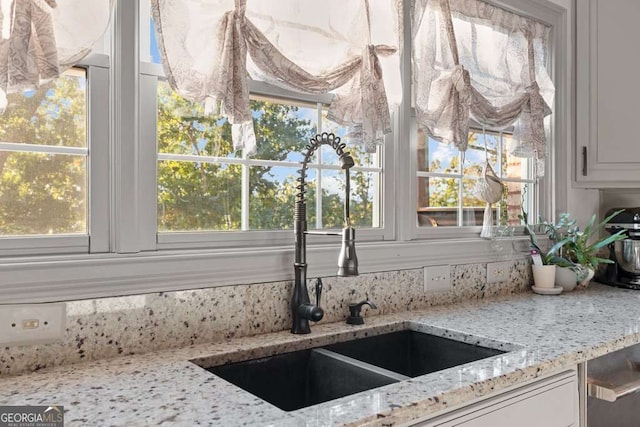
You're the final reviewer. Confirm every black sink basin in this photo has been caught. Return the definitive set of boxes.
[208,347,404,411]
[323,330,505,378]
[204,329,506,411]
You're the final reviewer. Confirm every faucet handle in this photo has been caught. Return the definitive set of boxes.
[315,278,323,308]
[346,300,377,325]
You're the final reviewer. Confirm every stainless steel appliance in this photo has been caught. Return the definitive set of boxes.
[599,207,640,289]
[587,344,640,427]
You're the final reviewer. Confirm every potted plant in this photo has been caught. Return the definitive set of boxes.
[524,224,571,290]
[524,224,572,266]
[536,213,582,291]
[532,210,626,289]
[562,210,626,288]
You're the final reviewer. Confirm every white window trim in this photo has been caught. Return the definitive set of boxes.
[0,238,519,303]
[86,58,112,254]
[0,0,568,304]
[112,0,145,254]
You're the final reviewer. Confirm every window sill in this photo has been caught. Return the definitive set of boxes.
[0,237,529,304]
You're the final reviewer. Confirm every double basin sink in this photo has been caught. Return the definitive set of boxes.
[197,329,506,412]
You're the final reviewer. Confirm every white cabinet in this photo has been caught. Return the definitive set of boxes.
[407,370,578,427]
[575,0,640,187]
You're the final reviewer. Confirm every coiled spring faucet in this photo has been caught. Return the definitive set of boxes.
[291,132,358,334]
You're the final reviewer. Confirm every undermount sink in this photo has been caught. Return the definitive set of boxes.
[204,329,506,411]
[323,330,505,378]
[208,348,404,411]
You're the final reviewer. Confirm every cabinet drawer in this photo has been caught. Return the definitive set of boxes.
[412,371,577,427]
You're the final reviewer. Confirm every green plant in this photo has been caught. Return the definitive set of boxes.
[562,210,626,270]
[518,190,626,271]
[524,223,572,266]
[530,210,626,271]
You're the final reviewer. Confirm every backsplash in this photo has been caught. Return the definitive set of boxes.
[0,260,532,376]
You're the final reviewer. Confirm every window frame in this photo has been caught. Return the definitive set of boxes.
[149,82,390,249]
[0,0,569,303]
[412,124,538,237]
[140,5,393,248]
[0,55,110,257]
[401,0,565,242]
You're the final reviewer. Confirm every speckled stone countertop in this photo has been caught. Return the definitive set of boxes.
[3,283,640,426]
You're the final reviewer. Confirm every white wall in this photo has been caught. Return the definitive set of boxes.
[601,190,640,213]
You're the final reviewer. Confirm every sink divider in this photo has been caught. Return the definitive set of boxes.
[311,348,411,382]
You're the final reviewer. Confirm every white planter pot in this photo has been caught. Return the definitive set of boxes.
[532,265,556,289]
[555,267,577,292]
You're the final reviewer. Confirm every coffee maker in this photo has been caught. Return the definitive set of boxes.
[599,207,640,289]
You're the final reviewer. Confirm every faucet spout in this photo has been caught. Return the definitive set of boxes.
[338,227,358,277]
[291,132,358,334]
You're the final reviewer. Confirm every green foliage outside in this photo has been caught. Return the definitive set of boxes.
[0,73,87,235]
[157,83,376,232]
[0,76,377,236]
[421,132,528,227]
[426,155,484,208]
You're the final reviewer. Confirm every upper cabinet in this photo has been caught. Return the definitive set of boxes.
[576,0,640,187]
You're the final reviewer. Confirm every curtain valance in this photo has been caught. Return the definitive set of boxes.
[151,0,402,155]
[0,0,113,111]
[413,0,554,168]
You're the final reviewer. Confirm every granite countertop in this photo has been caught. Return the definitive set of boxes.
[2,283,640,426]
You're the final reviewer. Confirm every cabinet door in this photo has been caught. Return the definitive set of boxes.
[576,0,640,187]
[412,370,577,427]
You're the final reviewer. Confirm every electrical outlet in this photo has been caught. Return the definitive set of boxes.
[0,303,66,346]
[487,261,511,284]
[424,265,451,292]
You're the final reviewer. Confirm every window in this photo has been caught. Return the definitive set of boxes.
[156,86,382,235]
[0,69,88,236]
[0,0,567,303]
[416,128,535,230]
[0,12,110,258]
[409,0,558,239]
[146,0,387,249]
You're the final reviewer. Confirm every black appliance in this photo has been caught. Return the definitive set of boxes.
[599,207,640,289]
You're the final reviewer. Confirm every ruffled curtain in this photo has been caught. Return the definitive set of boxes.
[150,0,402,155]
[413,0,554,169]
[0,0,113,111]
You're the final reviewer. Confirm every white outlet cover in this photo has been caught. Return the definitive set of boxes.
[424,265,451,292]
[487,261,511,284]
[0,303,66,346]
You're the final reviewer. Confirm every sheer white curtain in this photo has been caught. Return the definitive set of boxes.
[0,0,113,111]
[151,0,402,155]
[413,0,554,166]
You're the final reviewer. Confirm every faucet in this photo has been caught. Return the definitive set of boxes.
[291,132,359,334]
